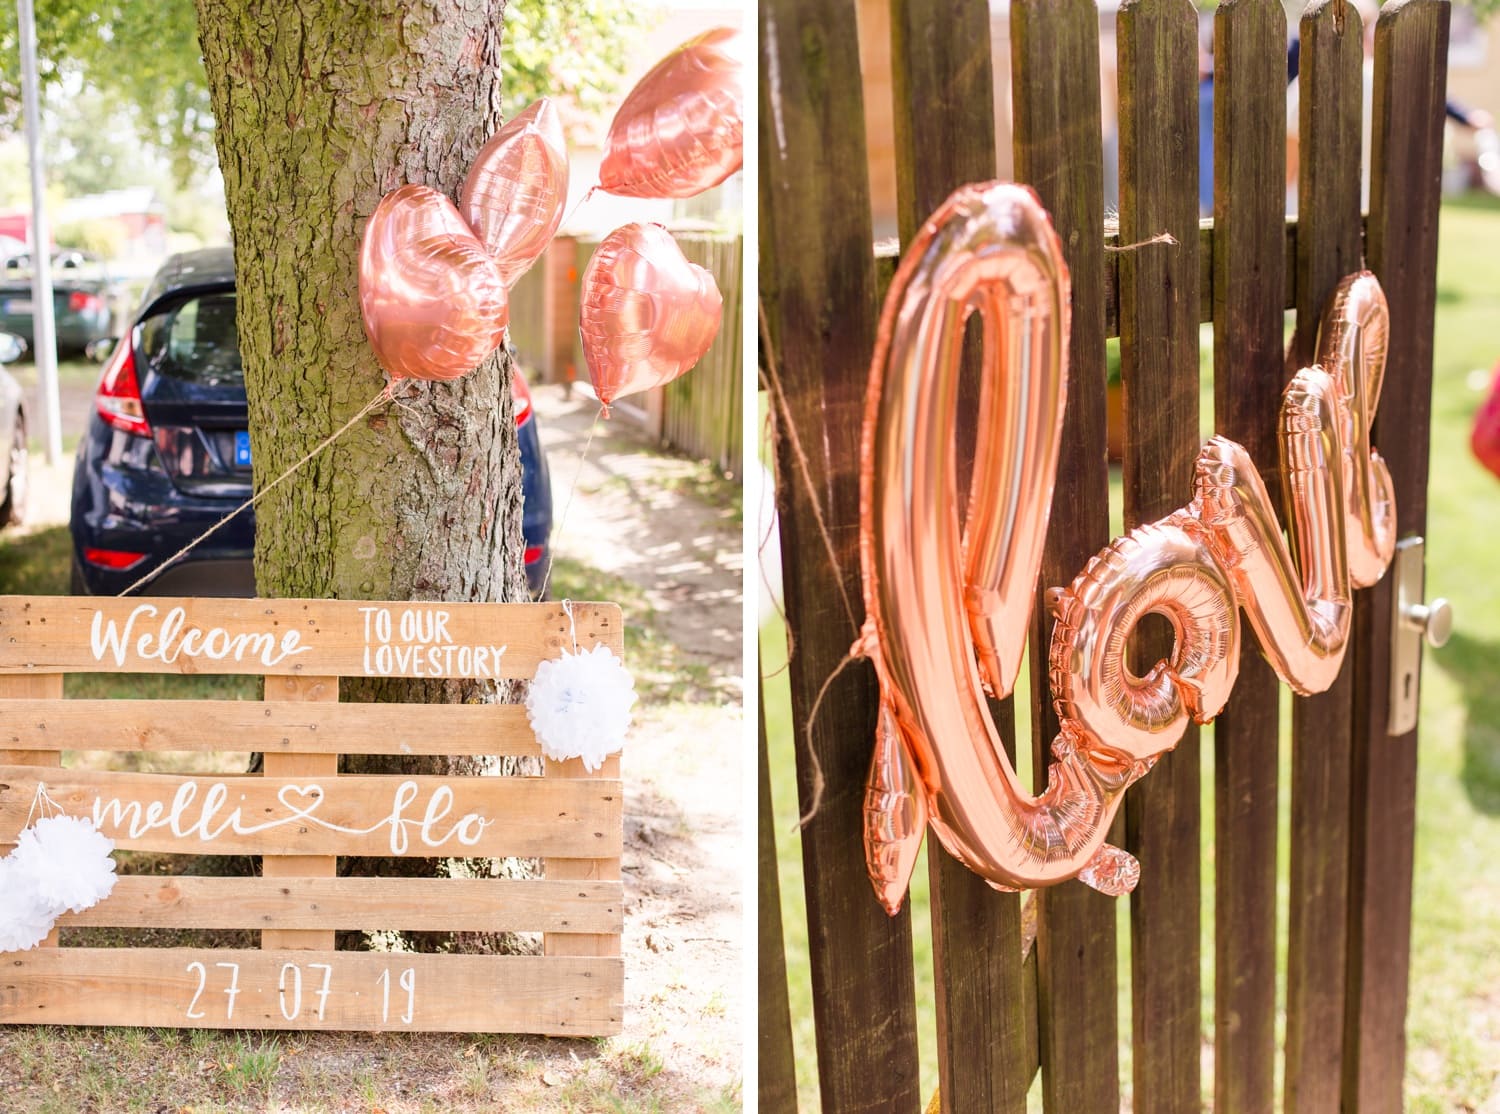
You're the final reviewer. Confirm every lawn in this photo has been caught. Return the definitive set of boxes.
[762,194,1500,1111]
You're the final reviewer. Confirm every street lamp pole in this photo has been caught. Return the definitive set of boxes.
[17,0,63,465]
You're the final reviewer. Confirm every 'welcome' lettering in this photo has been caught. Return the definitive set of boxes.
[89,605,311,669]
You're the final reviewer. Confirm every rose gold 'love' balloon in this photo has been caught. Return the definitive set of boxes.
[460,98,569,287]
[599,27,743,200]
[359,185,509,382]
[579,223,722,411]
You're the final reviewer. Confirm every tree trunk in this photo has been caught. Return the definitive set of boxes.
[195,0,529,945]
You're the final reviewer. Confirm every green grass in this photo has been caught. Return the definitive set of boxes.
[764,196,1500,1111]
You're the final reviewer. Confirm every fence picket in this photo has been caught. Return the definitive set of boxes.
[1010,1,1120,1109]
[1346,3,1451,1110]
[1285,3,1367,1108]
[764,0,1449,1104]
[758,690,799,1113]
[760,0,923,1107]
[1116,1,1203,1108]
[888,3,1032,1110]
[1210,1,1289,1109]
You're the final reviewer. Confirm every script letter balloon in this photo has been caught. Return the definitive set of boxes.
[460,98,569,287]
[599,28,743,199]
[862,701,927,916]
[579,223,722,411]
[359,185,509,382]
[859,181,1148,892]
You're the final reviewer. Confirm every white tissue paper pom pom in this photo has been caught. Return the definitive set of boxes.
[526,644,638,772]
[12,814,118,915]
[0,857,57,952]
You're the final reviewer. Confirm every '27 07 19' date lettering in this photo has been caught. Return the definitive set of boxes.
[185,961,416,1025]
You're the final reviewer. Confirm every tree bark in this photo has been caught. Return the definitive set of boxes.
[195,0,529,942]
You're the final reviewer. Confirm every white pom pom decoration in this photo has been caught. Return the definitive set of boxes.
[526,643,638,772]
[0,858,58,953]
[12,814,119,914]
[0,802,119,955]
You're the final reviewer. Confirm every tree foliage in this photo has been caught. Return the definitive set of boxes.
[1,0,645,188]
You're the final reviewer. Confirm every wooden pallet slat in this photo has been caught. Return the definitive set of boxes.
[1010,1,1120,1110]
[0,767,622,859]
[1209,0,1289,1109]
[58,876,623,933]
[1345,3,1451,1111]
[261,674,339,951]
[0,597,619,678]
[760,0,923,1105]
[1284,3,1367,1108]
[1116,1,1203,1109]
[1,698,546,757]
[0,949,623,1035]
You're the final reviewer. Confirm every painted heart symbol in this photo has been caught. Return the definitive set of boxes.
[277,783,325,818]
[578,222,722,410]
[460,98,569,288]
[359,184,509,382]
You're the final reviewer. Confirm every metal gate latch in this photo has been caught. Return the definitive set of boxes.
[1388,536,1452,735]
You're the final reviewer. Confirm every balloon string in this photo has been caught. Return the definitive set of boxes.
[538,406,604,601]
[759,297,873,833]
[756,299,859,632]
[117,382,415,597]
[561,183,599,232]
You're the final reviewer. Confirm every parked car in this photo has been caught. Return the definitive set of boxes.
[0,250,116,356]
[0,330,28,527]
[69,247,553,597]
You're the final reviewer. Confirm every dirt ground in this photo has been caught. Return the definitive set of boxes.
[0,375,745,1112]
[534,383,745,1099]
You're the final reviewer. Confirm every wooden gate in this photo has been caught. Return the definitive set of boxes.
[0,596,623,1036]
[758,0,1449,1109]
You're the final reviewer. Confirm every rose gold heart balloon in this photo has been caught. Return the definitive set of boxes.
[579,223,722,410]
[460,98,569,287]
[599,27,743,199]
[359,185,509,381]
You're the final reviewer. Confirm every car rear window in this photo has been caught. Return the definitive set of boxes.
[139,292,243,386]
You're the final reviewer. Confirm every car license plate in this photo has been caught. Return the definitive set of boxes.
[5,299,32,315]
[234,430,251,467]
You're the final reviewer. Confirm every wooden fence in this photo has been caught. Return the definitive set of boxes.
[758,0,1449,1110]
[0,596,623,1035]
[509,230,744,476]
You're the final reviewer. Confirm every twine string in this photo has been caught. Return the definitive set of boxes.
[25,781,61,829]
[117,382,413,597]
[562,598,579,652]
[538,406,604,600]
[759,297,876,830]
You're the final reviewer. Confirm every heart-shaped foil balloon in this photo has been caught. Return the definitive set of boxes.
[599,27,743,200]
[460,98,569,287]
[359,185,509,381]
[579,222,723,409]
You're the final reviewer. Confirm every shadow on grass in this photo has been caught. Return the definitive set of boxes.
[0,522,71,594]
[1433,629,1500,815]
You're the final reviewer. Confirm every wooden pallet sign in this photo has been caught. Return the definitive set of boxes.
[0,595,625,1036]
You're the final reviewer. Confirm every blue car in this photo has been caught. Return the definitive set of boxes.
[69,248,553,597]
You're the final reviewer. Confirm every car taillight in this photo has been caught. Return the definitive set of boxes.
[95,338,151,437]
[68,290,101,313]
[513,370,533,426]
[83,547,146,570]
[524,546,543,565]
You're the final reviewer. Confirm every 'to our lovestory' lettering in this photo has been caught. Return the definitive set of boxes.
[358,606,507,679]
